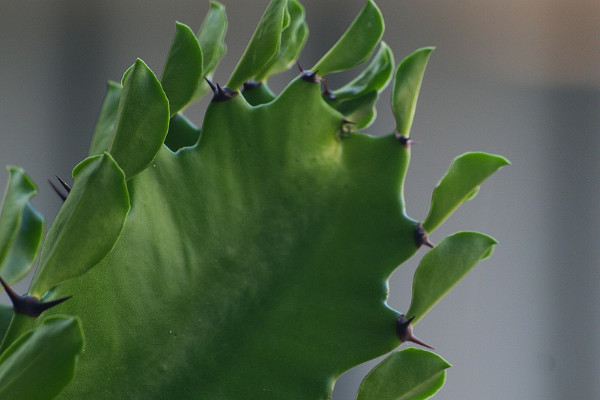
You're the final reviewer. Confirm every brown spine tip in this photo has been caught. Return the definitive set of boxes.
[0,276,71,318]
[395,133,418,148]
[321,78,336,100]
[205,78,238,102]
[415,223,435,248]
[396,315,434,349]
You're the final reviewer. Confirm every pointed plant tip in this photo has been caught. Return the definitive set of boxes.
[297,63,320,83]
[48,176,71,202]
[320,78,335,100]
[205,78,238,102]
[414,223,435,248]
[0,275,72,318]
[394,133,418,148]
[396,315,434,350]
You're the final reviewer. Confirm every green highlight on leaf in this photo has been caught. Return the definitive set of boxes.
[88,81,122,157]
[312,0,384,75]
[333,41,394,100]
[392,47,434,137]
[0,167,43,285]
[192,0,228,101]
[357,348,451,400]
[422,152,510,233]
[197,1,227,73]
[336,90,379,130]
[29,153,130,298]
[0,316,83,400]
[255,0,308,82]
[327,42,394,130]
[109,58,170,179]
[161,22,203,116]
[406,231,497,324]
[227,0,288,90]
[164,113,201,151]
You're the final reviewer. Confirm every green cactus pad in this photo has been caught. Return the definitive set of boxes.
[0,1,508,399]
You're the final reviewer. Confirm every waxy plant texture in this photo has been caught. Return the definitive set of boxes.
[0,1,508,399]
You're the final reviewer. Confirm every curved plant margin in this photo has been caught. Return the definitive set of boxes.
[0,1,508,399]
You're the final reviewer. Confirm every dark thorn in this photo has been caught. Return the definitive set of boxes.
[48,175,70,202]
[395,133,417,148]
[0,276,72,318]
[204,78,238,102]
[48,179,67,202]
[342,118,356,125]
[321,78,336,100]
[415,223,435,248]
[297,63,320,83]
[396,314,434,349]
[204,76,217,93]
[55,175,71,193]
[242,80,261,92]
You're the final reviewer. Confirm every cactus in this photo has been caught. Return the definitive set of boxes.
[0,1,508,399]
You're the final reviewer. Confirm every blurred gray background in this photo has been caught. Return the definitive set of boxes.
[1,0,599,399]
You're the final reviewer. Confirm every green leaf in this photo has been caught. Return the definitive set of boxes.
[0,316,83,400]
[312,0,384,75]
[192,1,228,102]
[164,113,201,152]
[357,348,451,400]
[0,167,43,284]
[335,90,379,130]
[227,0,288,90]
[35,77,419,399]
[196,1,227,74]
[161,22,203,116]
[109,58,170,179]
[391,47,434,137]
[422,152,510,233]
[29,153,130,298]
[333,41,394,100]
[255,0,308,81]
[88,81,122,157]
[406,232,497,324]
[0,305,12,340]
[241,81,277,106]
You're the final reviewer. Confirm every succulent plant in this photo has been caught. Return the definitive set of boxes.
[0,1,508,399]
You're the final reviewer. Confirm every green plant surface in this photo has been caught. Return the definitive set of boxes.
[161,22,203,116]
[332,41,394,101]
[312,0,384,75]
[109,58,170,179]
[36,75,419,399]
[88,81,122,157]
[0,305,12,339]
[356,348,451,400]
[192,0,228,102]
[255,0,307,82]
[422,152,510,233]
[227,0,288,90]
[0,1,509,399]
[164,113,201,151]
[392,47,434,138]
[0,167,43,285]
[406,232,497,324]
[0,316,83,400]
[29,153,130,298]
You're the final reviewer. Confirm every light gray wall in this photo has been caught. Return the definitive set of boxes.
[1,1,599,399]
